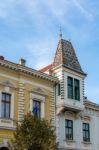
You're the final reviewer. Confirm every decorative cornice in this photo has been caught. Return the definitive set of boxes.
[0,80,16,89]
[0,59,58,83]
[84,100,99,111]
[30,87,48,96]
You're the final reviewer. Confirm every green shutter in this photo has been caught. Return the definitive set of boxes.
[67,77,73,99]
[74,79,80,100]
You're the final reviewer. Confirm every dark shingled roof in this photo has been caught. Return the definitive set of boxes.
[53,39,86,75]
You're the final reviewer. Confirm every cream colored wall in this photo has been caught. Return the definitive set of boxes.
[0,65,55,144]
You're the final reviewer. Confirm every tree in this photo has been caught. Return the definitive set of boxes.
[9,114,57,150]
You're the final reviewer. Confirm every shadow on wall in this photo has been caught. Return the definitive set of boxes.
[28,144,42,150]
[0,147,9,150]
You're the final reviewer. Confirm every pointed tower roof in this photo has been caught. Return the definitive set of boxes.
[53,39,86,75]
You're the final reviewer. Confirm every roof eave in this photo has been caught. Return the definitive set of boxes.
[0,59,58,83]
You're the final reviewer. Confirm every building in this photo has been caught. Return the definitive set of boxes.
[0,35,99,150]
[41,36,99,150]
[0,57,58,150]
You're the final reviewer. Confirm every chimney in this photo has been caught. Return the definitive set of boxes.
[19,58,26,66]
[0,56,4,60]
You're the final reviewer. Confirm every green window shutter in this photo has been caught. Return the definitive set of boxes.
[67,77,73,99]
[74,79,80,100]
[58,84,60,96]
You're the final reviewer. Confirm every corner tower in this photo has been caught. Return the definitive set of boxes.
[52,38,86,114]
[52,38,87,150]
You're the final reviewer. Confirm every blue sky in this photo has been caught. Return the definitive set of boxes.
[0,0,99,103]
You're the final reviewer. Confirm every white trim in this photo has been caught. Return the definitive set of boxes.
[10,93,14,119]
[0,89,15,128]
[30,93,45,102]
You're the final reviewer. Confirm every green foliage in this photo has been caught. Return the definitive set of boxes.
[9,114,57,150]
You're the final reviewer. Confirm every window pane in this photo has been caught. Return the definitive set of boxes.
[65,120,73,140]
[68,128,72,134]
[68,120,72,127]
[65,120,67,127]
[83,131,85,137]
[1,93,11,119]
[74,79,80,100]
[83,123,90,142]
[68,77,73,99]
[1,103,5,118]
[6,103,10,118]
[6,94,10,102]
[33,100,41,118]
[2,93,5,101]
[68,77,73,85]
[83,123,86,130]
[58,84,60,96]
[86,124,89,130]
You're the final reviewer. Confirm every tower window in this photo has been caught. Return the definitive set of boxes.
[67,77,73,99]
[74,79,80,100]
[58,84,60,96]
[67,76,80,100]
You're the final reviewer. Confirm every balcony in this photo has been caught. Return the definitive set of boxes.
[56,97,84,114]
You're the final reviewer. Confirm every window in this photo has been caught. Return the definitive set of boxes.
[67,76,80,100]
[83,123,90,142]
[74,79,80,100]
[58,84,60,96]
[1,93,11,119]
[32,100,41,118]
[65,119,73,140]
[67,77,73,99]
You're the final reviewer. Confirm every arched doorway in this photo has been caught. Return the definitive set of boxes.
[0,147,9,150]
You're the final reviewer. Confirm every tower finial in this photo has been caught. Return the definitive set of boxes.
[59,26,62,39]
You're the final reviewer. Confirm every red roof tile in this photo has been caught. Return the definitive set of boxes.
[39,64,53,72]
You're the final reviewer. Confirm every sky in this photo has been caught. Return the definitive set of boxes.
[0,0,99,103]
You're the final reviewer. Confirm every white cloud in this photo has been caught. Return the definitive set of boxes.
[73,0,94,21]
[25,37,57,69]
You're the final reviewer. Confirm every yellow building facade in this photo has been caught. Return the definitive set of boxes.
[0,57,58,149]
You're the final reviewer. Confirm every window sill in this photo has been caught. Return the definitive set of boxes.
[64,139,75,143]
[0,117,13,120]
[0,118,14,128]
[82,141,92,145]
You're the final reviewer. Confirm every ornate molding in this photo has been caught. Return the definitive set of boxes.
[0,59,58,83]
[75,110,91,121]
[30,87,48,96]
[0,80,15,89]
[64,111,76,118]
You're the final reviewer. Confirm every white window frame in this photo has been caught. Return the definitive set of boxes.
[0,87,15,128]
[30,93,45,118]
